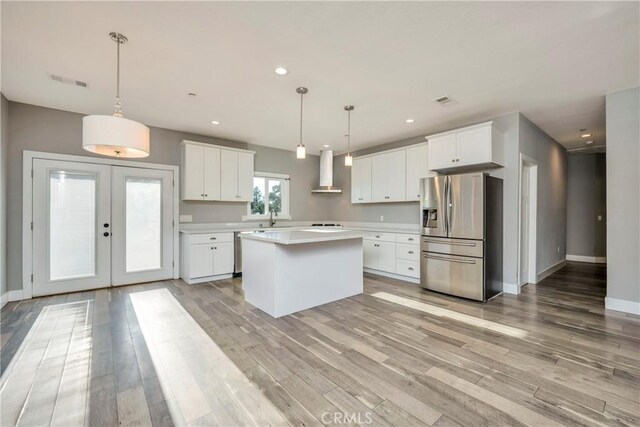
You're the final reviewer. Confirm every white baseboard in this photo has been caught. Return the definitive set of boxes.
[605,297,640,315]
[536,260,567,283]
[502,282,520,295]
[2,290,24,307]
[363,268,420,285]
[566,255,607,264]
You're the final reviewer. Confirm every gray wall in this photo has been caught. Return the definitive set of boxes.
[6,101,328,292]
[518,115,568,275]
[566,153,606,257]
[0,94,8,297]
[606,87,639,304]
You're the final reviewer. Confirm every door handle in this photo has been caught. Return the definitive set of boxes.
[423,254,476,264]
[423,239,477,247]
[103,232,110,237]
[104,223,109,228]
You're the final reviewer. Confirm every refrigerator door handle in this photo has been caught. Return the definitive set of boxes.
[446,176,453,236]
[444,177,449,235]
[423,253,477,265]
[423,239,478,247]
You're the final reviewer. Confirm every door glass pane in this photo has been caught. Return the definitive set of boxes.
[49,171,96,280]
[126,177,162,272]
[251,177,265,214]
[268,179,282,214]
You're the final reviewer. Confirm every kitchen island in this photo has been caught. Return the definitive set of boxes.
[241,229,365,318]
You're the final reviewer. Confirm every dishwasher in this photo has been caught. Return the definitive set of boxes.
[234,231,242,277]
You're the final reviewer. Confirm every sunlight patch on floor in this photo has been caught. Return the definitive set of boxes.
[0,300,93,426]
[129,288,286,426]
[371,291,528,338]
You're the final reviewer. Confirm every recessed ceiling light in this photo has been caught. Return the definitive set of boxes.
[586,140,594,145]
[274,67,288,75]
[581,133,592,138]
[211,120,220,125]
[323,144,330,148]
[405,119,414,123]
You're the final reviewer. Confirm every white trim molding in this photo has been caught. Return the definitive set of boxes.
[1,290,25,307]
[0,292,7,308]
[605,297,640,315]
[566,255,607,264]
[503,282,520,295]
[536,260,567,283]
[363,268,420,285]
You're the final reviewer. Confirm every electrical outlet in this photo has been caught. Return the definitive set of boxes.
[179,215,193,223]
[597,215,603,221]
[380,215,384,222]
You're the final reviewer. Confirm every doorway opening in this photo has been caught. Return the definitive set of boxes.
[518,154,538,287]
[23,152,179,298]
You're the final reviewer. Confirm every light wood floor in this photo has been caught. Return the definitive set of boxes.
[1,262,639,426]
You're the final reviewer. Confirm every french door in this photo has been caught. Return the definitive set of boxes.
[32,159,174,297]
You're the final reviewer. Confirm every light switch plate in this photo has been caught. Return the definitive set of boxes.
[179,215,193,223]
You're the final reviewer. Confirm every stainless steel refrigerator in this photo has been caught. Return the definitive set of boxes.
[420,172,503,301]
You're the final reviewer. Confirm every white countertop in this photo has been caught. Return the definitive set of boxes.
[179,221,420,235]
[240,228,370,245]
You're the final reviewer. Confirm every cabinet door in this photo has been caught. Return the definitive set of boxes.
[377,241,396,273]
[203,146,221,200]
[189,244,214,279]
[213,242,234,275]
[182,144,204,200]
[456,125,491,167]
[405,145,428,201]
[428,134,457,170]
[236,152,254,201]
[220,150,238,201]
[387,150,406,201]
[371,154,388,202]
[363,240,378,269]
[352,157,372,203]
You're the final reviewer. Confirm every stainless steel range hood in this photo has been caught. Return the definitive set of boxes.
[311,150,342,194]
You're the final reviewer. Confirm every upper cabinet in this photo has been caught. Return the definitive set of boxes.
[427,121,504,172]
[351,157,372,203]
[351,143,430,204]
[181,140,255,202]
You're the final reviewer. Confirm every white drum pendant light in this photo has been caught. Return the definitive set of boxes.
[83,32,150,158]
[295,87,308,159]
[344,105,354,166]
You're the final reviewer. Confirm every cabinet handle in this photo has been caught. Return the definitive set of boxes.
[408,251,414,254]
[451,159,455,163]
[457,158,460,162]
[408,267,414,271]
[375,235,380,238]
[205,194,208,197]
[210,237,217,240]
[211,247,214,250]
[214,247,217,250]
[408,238,414,241]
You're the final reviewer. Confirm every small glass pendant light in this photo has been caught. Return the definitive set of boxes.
[344,105,354,166]
[296,87,308,159]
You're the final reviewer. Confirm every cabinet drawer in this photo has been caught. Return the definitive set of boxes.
[395,233,420,244]
[396,259,419,279]
[189,232,234,244]
[363,232,396,242]
[396,243,419,261]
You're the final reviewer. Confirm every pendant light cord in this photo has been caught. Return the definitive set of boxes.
[113,35,123,117]
[299,92,304,144]
[347,109,351,154]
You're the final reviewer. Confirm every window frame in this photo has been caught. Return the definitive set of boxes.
[243,171,291,221]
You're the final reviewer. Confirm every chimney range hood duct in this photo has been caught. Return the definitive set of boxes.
[312,150,342,193]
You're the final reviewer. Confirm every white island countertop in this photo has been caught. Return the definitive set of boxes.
[240,228,370,245]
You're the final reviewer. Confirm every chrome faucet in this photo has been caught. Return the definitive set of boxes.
[269,210,277,227]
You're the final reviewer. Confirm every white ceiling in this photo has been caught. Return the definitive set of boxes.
[2,1,638,154]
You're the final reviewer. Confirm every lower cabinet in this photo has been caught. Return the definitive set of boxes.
[180,232,234,284]
[363,232,420,282]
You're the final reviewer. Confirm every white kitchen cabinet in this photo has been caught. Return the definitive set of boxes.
[182,144,221,200]
[362,239,395,272]
[405,144,431,201]
[181,140,254,202]
[220,150,254,202]
[180,232,235,284]
[351,157,372,203]
[371,150,406,202]
[427,121,504,172]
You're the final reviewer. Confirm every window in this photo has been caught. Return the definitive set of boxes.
[245,172,290,220]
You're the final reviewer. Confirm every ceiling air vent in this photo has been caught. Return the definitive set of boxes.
[49,74,88,88]
[434,95,456,106]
